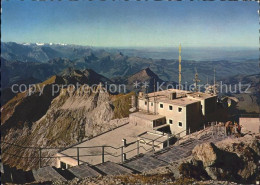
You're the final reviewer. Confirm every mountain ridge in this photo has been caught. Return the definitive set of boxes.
[1,69,133,170]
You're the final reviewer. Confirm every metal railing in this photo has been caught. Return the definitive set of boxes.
[1,132,169,169]
[1,123,226,169]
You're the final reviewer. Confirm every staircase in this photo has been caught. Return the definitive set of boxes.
[1,127,230,184]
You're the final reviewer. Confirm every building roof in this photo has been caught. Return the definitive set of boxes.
[144,89,189,99]
[158,96,200,106]
[139,89,217,107]
[186,92,217,100]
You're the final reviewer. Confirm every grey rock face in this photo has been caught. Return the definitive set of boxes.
[190,135,260,183]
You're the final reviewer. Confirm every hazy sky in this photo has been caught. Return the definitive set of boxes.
[2,1,258,47]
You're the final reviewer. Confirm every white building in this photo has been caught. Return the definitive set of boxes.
[130,89,217,137]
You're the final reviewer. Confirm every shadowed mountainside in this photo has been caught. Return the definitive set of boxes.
[1,69,135,170]
[220,73,260,114]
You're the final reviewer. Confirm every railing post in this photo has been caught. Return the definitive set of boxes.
[137,140,139,155]
[77,147,80,165]
[39,148,42,168]
[167,134,169,147]
[102,146,105,163]
[121,146,124,163]
[123,153,126,162]
[122,139,126,147]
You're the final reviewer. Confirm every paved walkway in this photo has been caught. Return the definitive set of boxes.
[59,123,150,165]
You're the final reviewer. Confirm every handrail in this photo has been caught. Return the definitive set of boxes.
[1,141,119,150]
[2,124,225,169]
[138,133,167,142]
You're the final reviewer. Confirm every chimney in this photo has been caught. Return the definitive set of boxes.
[169,92,177,100]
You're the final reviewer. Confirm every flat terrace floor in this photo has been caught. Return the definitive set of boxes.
[139,132,168,143]
[59,123,151,165]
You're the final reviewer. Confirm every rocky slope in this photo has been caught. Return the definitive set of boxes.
[134,131,259,184]
[1,69,134,170]
[221,73,260,114]
[189,137,259,183]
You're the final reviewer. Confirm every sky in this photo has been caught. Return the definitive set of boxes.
[1,1,259,48]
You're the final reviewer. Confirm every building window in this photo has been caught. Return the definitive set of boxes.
[145,101,147,105]
[160,104,164,108]
[178,122,183,127]
[169,119,173,124]
[169,105,173,110]
[151,102,153,106]
[178,107,182,112]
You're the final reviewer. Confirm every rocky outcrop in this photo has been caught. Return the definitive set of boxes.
[192,143,218,167]
[189,135,260,183]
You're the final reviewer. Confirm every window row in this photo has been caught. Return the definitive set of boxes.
[168,119,183,127]
[160,103,182,112]
[144,101,183,112]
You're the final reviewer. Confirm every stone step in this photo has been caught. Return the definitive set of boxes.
[123,155,167,172]
[94,161,134,175]
[33,166,67,182]
[54,167,75,180]
[198,133,212,141]
[153,146,172,157]
[179,138,196,147]
[156,146,192,163]
[68,164,102,178]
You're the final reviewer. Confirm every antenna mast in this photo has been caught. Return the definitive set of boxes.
[213,68,216,95]
[178,44,182,90]
[193,68,200,92]
[153,78,156,114]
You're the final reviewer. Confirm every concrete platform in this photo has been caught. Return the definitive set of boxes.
[57,123,151,166]
[130,112,165,121]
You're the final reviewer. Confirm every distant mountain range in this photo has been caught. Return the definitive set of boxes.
[1,42,259,112]
[1,42,259,88]
[1,42,93,62]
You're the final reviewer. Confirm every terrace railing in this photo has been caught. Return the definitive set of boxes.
[1,122,226,169]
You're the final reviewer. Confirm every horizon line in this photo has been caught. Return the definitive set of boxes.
[1,41,258,49]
